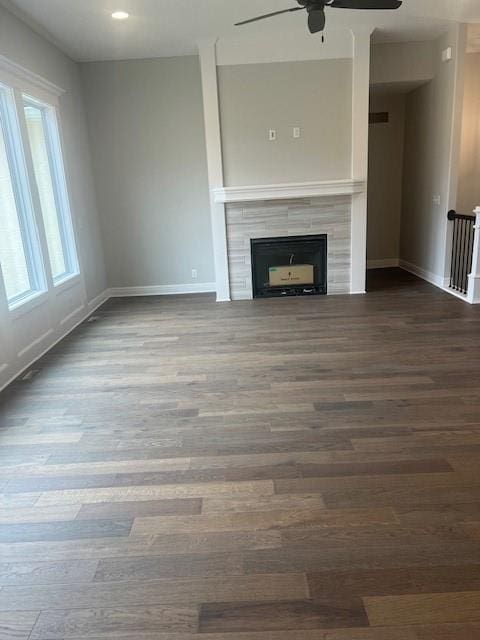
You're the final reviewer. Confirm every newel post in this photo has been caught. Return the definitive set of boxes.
[467,207,480,304]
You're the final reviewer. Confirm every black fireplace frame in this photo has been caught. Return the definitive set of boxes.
[251,234,328,299]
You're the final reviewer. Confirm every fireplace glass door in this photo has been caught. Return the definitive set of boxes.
[251,235,327,298]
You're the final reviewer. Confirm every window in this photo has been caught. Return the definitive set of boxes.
[24,97,78,284]
[0,77,79,310]
[0,86,44,307]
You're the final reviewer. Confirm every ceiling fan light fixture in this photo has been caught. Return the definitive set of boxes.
[111,11,130,20]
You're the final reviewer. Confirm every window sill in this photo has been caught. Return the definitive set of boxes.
[53,272,81,294]
[9,289,48,319]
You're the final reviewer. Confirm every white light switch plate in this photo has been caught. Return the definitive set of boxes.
[442,47,453,63]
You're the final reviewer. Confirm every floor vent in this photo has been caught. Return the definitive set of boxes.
[21,369,41,382]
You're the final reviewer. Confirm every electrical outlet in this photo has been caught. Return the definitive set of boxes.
[433,195,441,206]
[191,269,198,280]
[293,127,301,139]
[269,129,276,141]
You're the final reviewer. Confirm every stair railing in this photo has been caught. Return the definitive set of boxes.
[447,208,477,297]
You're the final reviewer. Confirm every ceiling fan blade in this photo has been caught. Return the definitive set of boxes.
[235,7,303,27]
[328,0,402,8]
[308,8,326,33]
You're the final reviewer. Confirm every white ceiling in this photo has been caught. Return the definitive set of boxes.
[2,0,480,62]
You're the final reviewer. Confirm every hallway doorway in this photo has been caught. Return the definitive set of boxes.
[366,81,429,291]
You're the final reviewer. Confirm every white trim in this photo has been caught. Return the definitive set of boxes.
[445,286,469,302]
[466,207,480,304]
[0,281,217,392]
[399,259,445,288]
[87,290,110,311]
[0,54,64,101]
[8,290,48,319]
[367,258,400,269]
[399,260,472,303]
[198,39,230,303]
[350,28,372,296]
[213,179,365,204]
[0,289,110,394]
[108,283,216,298]
[442,24,468,281]
[59,304,84,327]
[52,274,82,296]
[466,276,480,304]
[17,329,54,359]
[351,28,373,178]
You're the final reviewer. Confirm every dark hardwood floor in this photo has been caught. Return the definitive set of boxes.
[1,268,480,639]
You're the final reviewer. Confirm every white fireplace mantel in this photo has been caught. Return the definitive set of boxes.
[212,179,366,204]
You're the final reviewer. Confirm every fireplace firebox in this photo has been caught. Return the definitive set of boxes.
[251,234,327,298]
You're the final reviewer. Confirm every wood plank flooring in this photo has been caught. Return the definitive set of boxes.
[1,268,480,639]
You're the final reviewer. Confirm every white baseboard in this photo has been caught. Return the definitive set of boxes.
[0,283,221,393]
[446,287,469,301]
[367,259,400,270]
[108,283,216,297]
[399,259,447,289]
[0,289,110,394]
[87,289,110,311]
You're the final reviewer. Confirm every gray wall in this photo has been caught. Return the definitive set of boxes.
[400,29,462,279]
[370,41,436,88]
[457,52,480,214]
[80,57,214,288]
[0,4,107,301]
[367,92,406,264]
[0,3,108,391]
[218,59,352,187]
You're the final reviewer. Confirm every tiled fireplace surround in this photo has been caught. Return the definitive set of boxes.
[225,196,351,300]
[212,180,366,301]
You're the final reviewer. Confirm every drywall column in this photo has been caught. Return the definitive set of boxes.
[467,207,480,304]
[350,27,373,294]
[443,23,468,283]
[198,39,231,302]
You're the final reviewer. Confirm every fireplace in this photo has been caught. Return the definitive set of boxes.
[251,234,327,298]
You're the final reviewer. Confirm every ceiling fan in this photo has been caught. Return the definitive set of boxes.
[235,0,403,35]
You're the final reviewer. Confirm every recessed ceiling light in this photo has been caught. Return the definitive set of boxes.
[111,11,129,20]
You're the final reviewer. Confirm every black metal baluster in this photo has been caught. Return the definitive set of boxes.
[466,220,475,293]
[447,210,476,295]
[449,218,455,289]
[454,218,461,290]
[460,219,467,293]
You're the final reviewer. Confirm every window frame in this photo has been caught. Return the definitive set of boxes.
[0,55,82,314]
[23,94,80,287]
[0,83,46,309]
